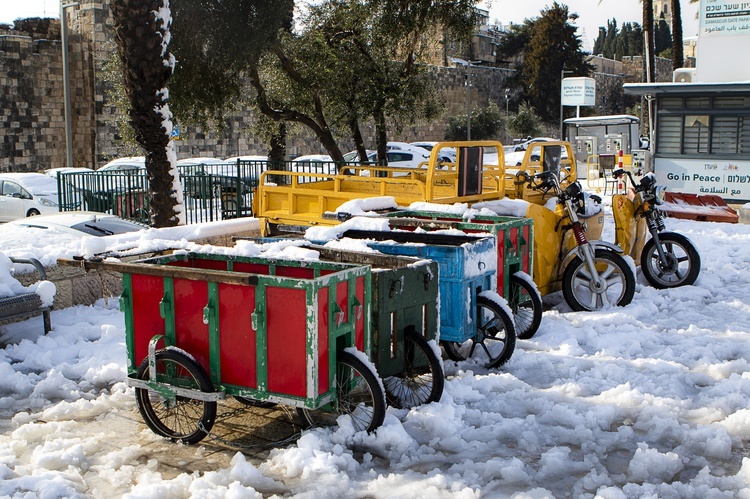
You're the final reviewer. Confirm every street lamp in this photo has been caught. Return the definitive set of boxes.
[466,67,471,141]
[61,1,79,168]
[559,69,574,140]
[504,88,510,143]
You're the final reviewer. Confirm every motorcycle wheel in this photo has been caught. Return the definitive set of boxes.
[640,232,700,289]
[562,248,636,311]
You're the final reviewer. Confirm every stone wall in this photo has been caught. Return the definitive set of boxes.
[0,34,68,172]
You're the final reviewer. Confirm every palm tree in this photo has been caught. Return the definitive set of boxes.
[110,0,182,227]
[643,0,656,83]
[670,0,684,70]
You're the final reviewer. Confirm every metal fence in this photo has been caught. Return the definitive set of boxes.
[56,159,356,225]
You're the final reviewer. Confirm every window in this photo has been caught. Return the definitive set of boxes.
[683,115,709,153]
[656,94,750,157]
[2,181,22,197]
[711,116,740,154]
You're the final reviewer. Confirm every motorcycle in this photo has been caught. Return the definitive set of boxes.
[513,170,636,311]
[611,168,701,289]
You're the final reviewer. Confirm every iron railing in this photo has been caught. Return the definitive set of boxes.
[56,159,359,225]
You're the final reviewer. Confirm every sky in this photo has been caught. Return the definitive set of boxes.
[1,0,702,51]
[1,195,749,497]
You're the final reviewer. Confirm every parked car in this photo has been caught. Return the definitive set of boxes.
[409,141,456,163]
[98,156,146,172]
[290,154,337,175]
[504,143,569,167]
[44,167,95,178]
[510,137,557,152]
[343,144,430,170]
[177,157,248,198]
[223,155,268,163]
[7,211,148,236]
[0,173,60,221]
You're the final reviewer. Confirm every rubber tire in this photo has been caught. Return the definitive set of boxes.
[383,329,444,409]
[135,349,217,445]
[441,295,517,369]
[27,209,41,217]
[297,350,386,433]
[640,232,700,289]
[562,248,636,311]
[509,273,543,340]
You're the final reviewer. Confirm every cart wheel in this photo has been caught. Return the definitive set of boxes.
[383,329,444,409]
[297,350,386,433]
[441,295,516,369]
[509,273,543,340]
[234,396,277,409]
[135,349,217,445]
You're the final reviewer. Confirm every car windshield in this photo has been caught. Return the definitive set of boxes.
[70,218,147,236]
[16,175,59,195]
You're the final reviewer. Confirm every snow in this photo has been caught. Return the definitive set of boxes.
[0,252,56,307]
[1,205,750,496]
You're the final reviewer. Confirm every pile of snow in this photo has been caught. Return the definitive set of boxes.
[0,252,55,307]
[0,208,749,496]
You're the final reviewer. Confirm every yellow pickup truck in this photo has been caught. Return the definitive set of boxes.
[253,140,579,235]
[254,141,509,235]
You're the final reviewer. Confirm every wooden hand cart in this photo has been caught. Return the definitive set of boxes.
[321,230,517,369]
[60,253,386,444]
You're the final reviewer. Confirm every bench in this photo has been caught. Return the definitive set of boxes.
[0,257,52,334]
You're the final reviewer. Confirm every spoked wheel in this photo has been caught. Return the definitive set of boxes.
[297,350,385,433]
[383,329,444,409]
[135,349,217,445]
[562,248,636,311]
[441,295,516,369]
[509,272,543,339]
[640,232,700,289]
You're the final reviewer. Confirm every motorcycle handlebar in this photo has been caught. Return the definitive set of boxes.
[613,168,640,191]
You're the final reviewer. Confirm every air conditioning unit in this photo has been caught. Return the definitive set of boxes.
[673,68,696,83]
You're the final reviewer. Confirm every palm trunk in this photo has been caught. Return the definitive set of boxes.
[643,0,655,83]
[111,0,182,227]
[671,0,684,71]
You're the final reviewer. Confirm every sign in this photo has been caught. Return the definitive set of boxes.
[561,77,596,107]
[170,125,180,139]
[655,157,750,201]
[700,0,750,37]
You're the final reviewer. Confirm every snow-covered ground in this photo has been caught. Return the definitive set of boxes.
[1,203,750,498]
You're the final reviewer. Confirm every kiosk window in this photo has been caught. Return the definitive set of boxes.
[683,115,709,154]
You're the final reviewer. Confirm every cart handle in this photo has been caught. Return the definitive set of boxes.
[58,258,259,286]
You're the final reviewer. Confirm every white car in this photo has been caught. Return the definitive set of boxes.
[44,167,95,178]
[224,155,268,163]
[510,137,557,152]
[409,141,456,163]
[290,154,337,174]
[0,173,60,221]
[7,211,148,237]
[505,144,569,167]
[343,145,430,170]
[98,156,146,172]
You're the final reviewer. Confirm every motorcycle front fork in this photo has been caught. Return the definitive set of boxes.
[573,223,604,288]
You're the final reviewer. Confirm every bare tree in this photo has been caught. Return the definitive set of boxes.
[110,0,183,227]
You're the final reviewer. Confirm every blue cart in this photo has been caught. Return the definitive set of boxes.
[338,230,517,368]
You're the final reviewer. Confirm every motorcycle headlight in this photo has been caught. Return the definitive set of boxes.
[39,197,58,207]
[564,182,582,198]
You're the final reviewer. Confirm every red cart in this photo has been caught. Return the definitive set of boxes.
[62,253,386,444]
